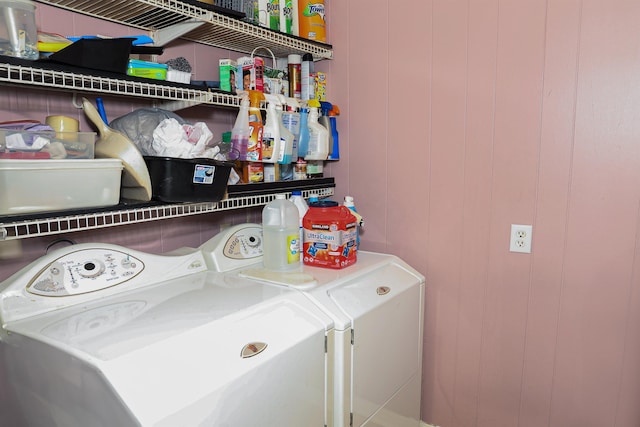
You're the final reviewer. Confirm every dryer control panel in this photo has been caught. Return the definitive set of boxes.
[27,249,144,297]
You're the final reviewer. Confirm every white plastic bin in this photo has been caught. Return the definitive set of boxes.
[0,159,123,215]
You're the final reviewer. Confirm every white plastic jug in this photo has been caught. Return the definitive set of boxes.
[262,193,300,271]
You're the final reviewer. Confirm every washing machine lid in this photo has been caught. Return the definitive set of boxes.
[6,268,330,360]
[3,267,334,426]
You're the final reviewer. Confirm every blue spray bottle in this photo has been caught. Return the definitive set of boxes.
[319,101,333,157]
[297,102,310,159]
[327,104,340,160]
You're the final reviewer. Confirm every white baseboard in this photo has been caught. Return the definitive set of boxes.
[421,422,439,427]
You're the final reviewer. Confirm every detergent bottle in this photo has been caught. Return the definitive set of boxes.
[247,90,264,161]
[276,94,295,164]
[343,195,363,250]
[262,94,282,163]
[231,93,250,161]
[297,101,310,159]
[282,97,301,160]
[304,99,329,161]
[327,104,340,160]
[319,101,333,157]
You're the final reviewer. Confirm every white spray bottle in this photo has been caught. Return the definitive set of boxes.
[276,94,295,164]
[304,99,329,160]
[262,94,282,163]
[231,93,250,161]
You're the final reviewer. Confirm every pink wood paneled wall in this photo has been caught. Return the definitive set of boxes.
[326,0,640,426]
[1,1,640,426]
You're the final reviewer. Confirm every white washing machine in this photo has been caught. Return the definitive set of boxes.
[0,239,335,426]
[200,224,426,427]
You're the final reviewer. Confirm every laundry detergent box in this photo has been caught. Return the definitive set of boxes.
[302,201,357,269]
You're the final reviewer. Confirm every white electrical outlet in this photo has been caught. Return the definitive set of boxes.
[510,224,533,253]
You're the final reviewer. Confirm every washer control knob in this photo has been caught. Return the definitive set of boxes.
[78,260,105,278]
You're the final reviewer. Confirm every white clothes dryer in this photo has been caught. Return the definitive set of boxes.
[200,224,426,427]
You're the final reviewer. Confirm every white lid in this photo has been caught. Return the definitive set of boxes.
[288,54,302,64]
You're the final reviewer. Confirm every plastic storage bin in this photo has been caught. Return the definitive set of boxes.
[0,130,96,159]
[0,159,123,215]
[144,156,233,202]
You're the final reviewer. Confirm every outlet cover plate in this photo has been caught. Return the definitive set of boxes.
[510,224,533,253]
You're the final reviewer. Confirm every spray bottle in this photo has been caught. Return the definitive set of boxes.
[275,94,295,164]
[304,99,329,161]
[262,94,282,163]
[282,97,301,160]
[231,93,250,161]
[327,105,340,160]
[319,101,333,158]
[297,101,310,159]
[247,90,264,162]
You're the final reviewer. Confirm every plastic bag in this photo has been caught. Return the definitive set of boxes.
[110,108,189,156]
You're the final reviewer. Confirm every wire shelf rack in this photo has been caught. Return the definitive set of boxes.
[35,0,333,60]
[0,186,334,241]
[0,62,243,108]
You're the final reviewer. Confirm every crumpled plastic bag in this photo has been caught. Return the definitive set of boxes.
[151,118,219,158]
[110,108,189,156]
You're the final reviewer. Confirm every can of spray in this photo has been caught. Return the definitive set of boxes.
[301,53,315,101]
[288,54,302,100]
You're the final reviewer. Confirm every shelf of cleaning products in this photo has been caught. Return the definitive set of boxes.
[34,0,333,60]
[0,180,335,241]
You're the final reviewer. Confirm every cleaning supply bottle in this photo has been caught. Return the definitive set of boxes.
[288,54,302,99]
[304,99,329,160]
[327,104,340,160]
[343,195,363,250]
[319,101,333,158]
[262,94,282,163]
[231,94,251,161]
[282,97,301,160]
[276,95,295,164]
[290,190,308,263]
[297,102,310,159]
[247,90,265,161]
[262,193,300,271]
